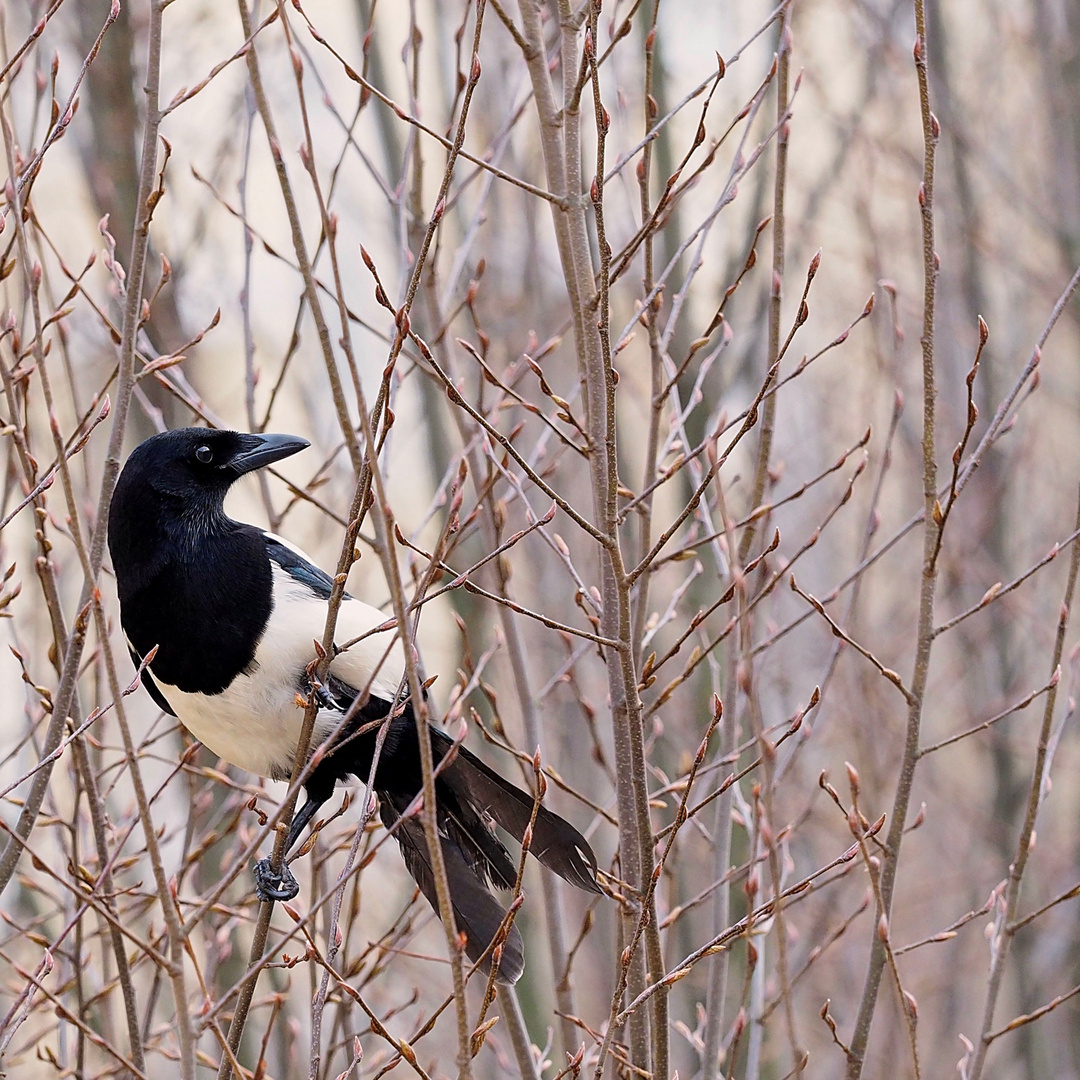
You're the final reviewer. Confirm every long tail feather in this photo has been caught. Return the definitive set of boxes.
[380,800,525,984]
[435,784,518,889]
[432,731,602,894]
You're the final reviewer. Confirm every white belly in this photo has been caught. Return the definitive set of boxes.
[159,669,330,780]
[156,564,406,780]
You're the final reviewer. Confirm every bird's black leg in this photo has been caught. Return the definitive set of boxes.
[284,794,323,853]
[253,791,329,902]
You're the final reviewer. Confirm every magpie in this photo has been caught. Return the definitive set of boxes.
[107,427,600,983]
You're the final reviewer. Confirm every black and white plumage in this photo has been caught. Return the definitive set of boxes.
[107,427,600,983]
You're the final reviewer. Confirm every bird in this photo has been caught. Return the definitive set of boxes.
[107,427,600,983]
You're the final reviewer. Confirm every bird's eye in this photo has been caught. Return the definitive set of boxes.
[195,445,213,464]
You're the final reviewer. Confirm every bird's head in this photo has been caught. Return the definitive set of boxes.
[109,428,309,563]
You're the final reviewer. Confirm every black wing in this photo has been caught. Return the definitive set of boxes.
[263,534,339,600]
[128,646,177,716]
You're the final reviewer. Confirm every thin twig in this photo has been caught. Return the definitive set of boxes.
[966,490,1080,1079]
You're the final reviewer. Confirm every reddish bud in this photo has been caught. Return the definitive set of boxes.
[845,761,860,796]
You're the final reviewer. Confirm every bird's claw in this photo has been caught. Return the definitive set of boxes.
[253,857,300,902]
[299,672,335,710]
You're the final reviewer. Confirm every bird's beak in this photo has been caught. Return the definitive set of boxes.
[229,433,310,476]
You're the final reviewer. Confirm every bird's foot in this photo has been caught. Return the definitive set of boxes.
[253,857,300,902]
[299,672,336,711]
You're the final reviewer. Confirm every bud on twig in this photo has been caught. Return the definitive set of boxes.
[845,761,860,797]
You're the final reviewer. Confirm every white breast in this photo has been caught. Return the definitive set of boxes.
[155,564,406,780]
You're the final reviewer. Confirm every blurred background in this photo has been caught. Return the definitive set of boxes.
[2,0,1080,1077]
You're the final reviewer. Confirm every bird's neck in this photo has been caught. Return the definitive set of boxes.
[112,496,232,598]
[169,500,231,555]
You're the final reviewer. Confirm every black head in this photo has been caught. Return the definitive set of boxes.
[113,427,308,506]
[109,428,309,577]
